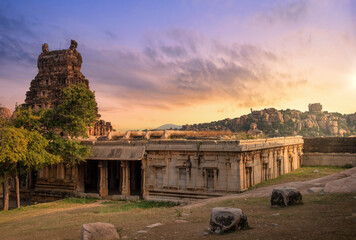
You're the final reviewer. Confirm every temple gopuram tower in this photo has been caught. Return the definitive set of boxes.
[24,40,112,136]
[25,40,89,109]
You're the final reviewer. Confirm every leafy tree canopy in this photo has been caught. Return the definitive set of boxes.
[51,83,98,138]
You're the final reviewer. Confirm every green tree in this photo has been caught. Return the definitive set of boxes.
[50,83,98,138]
[0,126,60,210]
[2,83,98,210]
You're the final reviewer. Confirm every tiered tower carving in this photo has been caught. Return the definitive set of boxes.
[25,40,89,109]
[24,40,112,136]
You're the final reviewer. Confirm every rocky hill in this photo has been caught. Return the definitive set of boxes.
[182,103,356,137]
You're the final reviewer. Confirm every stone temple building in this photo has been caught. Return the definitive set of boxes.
[24,40,112,136]
[34,132,303,201]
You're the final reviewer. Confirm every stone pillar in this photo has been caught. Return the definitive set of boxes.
[141,159,148,198]
[71,165,77,180]
[76,164,85,194]
[56,164,61,180]
[98,161,108,197]
[59,163,65,179]
[167,154,171,187]
[213,169,217,190]
[121,161,130,196]
[204,169,208,191]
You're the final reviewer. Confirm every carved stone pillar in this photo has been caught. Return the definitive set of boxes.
[98,161,108,197]
[121,161,130,196]
[213,169,217,190]
[204,169,208,191]
[141,158,148,198]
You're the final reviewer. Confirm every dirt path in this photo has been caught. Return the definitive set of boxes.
[184,167,356,209]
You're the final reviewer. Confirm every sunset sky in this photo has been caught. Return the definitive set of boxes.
[0,0,355,130]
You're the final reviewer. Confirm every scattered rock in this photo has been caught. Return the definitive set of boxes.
[203,231,210,236]
[174,220,188,223]
[209,207,249,234]
[271,213,280,216]
[271,223,278,226]
[81,222,119,240]
[324,174,356,193]
[307,187,324,193]
[146,223,163,228]
[271,188,303,207]
[313,169,319,173]
[137,230,148,234]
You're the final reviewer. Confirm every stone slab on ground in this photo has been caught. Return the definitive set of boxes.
[307,187,324,193]
[209,207,248,234]
[175,219,188,223]
[81,222,119,240]
[146,223,163,228]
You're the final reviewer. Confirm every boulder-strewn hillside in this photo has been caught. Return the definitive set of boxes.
[182,103,356,137]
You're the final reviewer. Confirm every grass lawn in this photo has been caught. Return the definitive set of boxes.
[0,166,354,240]
[0,193,355,240]
[248,166,348,190]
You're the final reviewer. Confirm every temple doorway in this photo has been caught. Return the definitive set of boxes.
[84,160,99,193]
[207,169,214,191]
[108,161,122,195]
[129,161,142,196]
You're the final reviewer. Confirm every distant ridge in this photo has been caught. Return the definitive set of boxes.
[182,104,356,137]
[155,124,182,130]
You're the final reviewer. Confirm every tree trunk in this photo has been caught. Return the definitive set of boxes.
[3,174,9,211]
[15,173,20,208]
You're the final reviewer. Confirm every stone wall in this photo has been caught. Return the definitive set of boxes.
[302,137,356,167]
[303,137,356,153]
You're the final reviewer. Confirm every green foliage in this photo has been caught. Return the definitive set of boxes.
[11,83,97,165]
[0,126,60,176]
[51,83,98,138]
[343,164,353,169]
[0,126,28,174]
[12,107,46,132]
[45,133,91,165]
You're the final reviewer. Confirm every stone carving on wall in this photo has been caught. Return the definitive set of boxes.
[42,43,49,53]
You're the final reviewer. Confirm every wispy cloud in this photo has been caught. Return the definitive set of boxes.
[85,28,308,112]
[251,0,308,26]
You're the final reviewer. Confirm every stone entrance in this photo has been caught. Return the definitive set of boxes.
[83,159,142,198]
[84,160,99,193]
[108,161,122,195]
[129,161,142,196]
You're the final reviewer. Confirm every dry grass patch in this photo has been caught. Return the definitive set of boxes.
[0,194,355,240]
[249,166,347,190]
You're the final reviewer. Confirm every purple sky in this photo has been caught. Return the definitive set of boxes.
[0,0,355,130]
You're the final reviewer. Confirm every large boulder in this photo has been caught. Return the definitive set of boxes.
[81,222,119,240]
[0,106,12,120]
[209,207,248,234]
[324,174,356,193]
[271,188,302,207]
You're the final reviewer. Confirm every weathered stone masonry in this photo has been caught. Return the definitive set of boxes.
[302,137,356,167]
[24,40,112,137]
[34,136,303,201]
